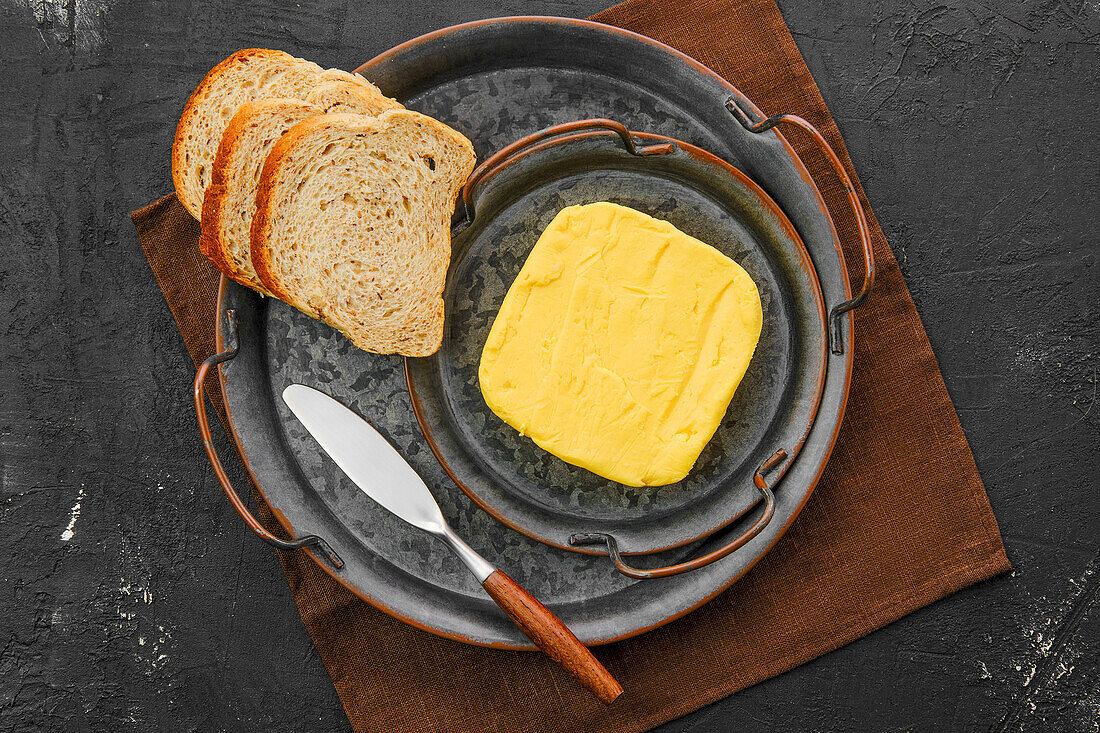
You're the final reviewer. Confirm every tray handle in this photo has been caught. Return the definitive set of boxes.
[194,310,344,569]
[725,98,876,355]
[570,450,785,579]
[452,118,675,234]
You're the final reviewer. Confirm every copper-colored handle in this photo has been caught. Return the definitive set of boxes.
[726,98,876,355]
[195,309,343,569]
[453,118,674,233]
[482,570,623,704]
[571,449,785,579]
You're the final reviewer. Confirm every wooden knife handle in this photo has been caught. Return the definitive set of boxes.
[482,569,623,704]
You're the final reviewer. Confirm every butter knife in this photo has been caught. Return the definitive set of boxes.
[282,384,623,704]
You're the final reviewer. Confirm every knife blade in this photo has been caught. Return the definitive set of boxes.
[282,384,623,704]
[282,383,450,534]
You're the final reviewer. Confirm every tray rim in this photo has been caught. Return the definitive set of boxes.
[358,15,851,282]
[214,15,856,649]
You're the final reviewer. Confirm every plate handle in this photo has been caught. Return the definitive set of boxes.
[452,118,675,234]
[725,98,876,355]
[570,450,785,579]
[194,310,344,569]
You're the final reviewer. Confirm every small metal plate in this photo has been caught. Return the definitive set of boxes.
[217,17,855,648]
[406,130,827,554]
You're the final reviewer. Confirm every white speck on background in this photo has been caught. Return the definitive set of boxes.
[60,485,84,541]
[119,578,153,605]
[978,661,991,679]
[147,624,173,670]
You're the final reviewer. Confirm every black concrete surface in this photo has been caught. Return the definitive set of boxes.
[0,0,1096,731]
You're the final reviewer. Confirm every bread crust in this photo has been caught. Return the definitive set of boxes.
[309,70,405,115]
[250,114,321,311]
[196,104,244,277]
[200,98,322,296]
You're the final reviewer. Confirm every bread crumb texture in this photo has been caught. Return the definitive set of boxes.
[252,111,476,357]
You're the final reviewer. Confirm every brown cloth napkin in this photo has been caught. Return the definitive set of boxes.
[132,0,1010,730]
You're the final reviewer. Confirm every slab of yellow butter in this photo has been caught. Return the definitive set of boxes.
[478,201,763,487]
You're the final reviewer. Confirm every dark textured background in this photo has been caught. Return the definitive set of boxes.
[0,0,1097,730]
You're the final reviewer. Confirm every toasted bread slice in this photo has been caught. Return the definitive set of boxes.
[172,49,401,219]
[199,82,403,295]
[251,111,476,356]
[199,99,323,295]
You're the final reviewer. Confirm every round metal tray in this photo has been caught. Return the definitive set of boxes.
[405,121,828,560]
[206,17,866,648]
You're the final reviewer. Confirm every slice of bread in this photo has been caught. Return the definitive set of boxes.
[251,111,476,357]
[199,82,403,295]
[172,49,401,219]
[199,98,323,295]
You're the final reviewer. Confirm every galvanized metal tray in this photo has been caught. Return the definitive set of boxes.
[406,119,828,572]
[197,17,873,647]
